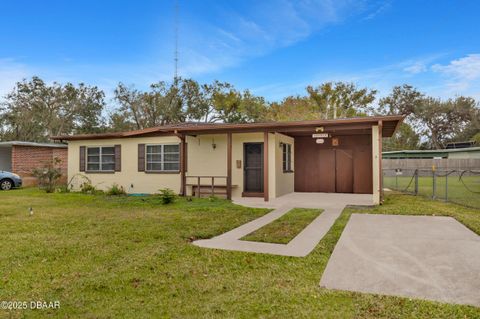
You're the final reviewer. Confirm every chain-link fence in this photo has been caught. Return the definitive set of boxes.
[383,168,480,209]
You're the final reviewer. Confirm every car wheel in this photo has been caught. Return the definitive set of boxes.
[0,179,13,190]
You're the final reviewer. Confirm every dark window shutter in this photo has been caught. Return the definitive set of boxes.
[138,144,145,172]
[79,146,86,172]
[114,144,121,172]
[184,143,187,172]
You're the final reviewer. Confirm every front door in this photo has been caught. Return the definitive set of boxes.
[243,143,264,195]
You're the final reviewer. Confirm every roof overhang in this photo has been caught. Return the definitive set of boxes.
[52,115,404,141]
[0,141,67,148]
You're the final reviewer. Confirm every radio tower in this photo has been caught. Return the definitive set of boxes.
[174,0,179,84]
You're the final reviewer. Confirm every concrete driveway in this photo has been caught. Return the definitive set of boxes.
[320,214,480,307]
[194,193,373,257]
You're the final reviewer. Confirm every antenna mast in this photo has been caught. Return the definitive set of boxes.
[174,0,179,83]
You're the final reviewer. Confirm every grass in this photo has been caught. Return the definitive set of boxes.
[241,208,323,244]
[383,175,480,209]
[0,188,479,318]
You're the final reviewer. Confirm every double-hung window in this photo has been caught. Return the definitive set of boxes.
[282,143,292,172]
[87,146,115,171]
[146,144,180,172]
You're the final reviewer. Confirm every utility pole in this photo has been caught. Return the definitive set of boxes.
[174,0,179,84]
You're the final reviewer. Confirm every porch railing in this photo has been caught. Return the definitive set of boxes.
[185,175,231,198]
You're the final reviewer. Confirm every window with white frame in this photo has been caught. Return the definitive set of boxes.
[146,144,180,172]
[87,146,115,171]
[282,143,292,172]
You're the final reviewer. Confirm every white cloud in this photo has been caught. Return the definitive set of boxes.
[0,59,30,98]
[362,0,392,21]
[403,61,427,74]
[432,54,480,80]
[251,54,480,101]
[176,0,368,77]
[431,54,480,97]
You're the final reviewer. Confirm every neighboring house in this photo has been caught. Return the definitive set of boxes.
[0,141,68,186]
[383,147,480,159]
[52,116,403,205]
[383,147,480,170]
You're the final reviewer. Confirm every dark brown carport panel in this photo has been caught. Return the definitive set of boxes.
[294,135,372,194]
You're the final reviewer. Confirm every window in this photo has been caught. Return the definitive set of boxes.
[146,144,180,172]
[282,143,292,172]
[87,146,115,171]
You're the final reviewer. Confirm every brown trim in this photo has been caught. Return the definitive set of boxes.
[79,146,86,172]
[378,120,383,203]
[242,192,264,197]
[138,144,145,172]
[114,144,121,172]
[144,171,180,174]
[264,131,269,202]
[85,171,115,174]
[180,134,186,196]
[52,115,405,140]
[226,132,232,200]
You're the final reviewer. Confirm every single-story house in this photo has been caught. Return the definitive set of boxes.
[52,115,403,205]
[0,141,68,186]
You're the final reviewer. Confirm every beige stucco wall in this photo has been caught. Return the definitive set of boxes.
[67,136,182,194]
[68,132,293,199]
[232,132,268,198]
[186,132,280,198]
[274,133,295,197]
[372,125,380,205]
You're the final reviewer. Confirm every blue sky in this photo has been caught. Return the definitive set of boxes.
[1,0,479,102]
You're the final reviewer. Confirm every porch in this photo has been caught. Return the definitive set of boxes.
[233,191,374,209]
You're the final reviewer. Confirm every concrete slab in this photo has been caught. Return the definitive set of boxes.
[233,192,373,209]
[194,192,372,257]
[320,214,480,307]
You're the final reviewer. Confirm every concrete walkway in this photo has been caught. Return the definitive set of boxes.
[320,214,480,307]
[193,193,372,257]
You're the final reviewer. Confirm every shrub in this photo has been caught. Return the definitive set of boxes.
[158,188,177,204]
[106,183,126,196]
[32,158,63,193]
[80,181,102,194]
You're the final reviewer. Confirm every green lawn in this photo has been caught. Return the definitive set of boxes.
[1,189,479,318]
[383,175,480,209]
[242,208,322,244]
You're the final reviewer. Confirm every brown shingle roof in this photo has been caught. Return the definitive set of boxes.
[51,115,404,141]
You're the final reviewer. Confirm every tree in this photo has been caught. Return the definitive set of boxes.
[266,96,317,121]
[307,82,377,119]
[0,76,106,142]
[378,84,425,130]
[266,82,377,121]
[184,80,267,123]
[112,81,185,131]
[379,85,479,149]
[416,96,477,149]
[382,123,420,151]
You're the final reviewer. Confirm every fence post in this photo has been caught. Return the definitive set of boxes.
[445,173,448,202]
[395,172,398,190]
[432,169,436,200]
[414,169,419,195]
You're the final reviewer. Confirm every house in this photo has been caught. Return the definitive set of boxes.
[52,115,403,205]
[383,147,480,160]
[382,147,480,171]
[0,141,68,186]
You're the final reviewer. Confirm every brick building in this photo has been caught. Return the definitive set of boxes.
[0,141,68,186]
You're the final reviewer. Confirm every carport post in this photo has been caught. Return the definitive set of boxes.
[226,132,232,200]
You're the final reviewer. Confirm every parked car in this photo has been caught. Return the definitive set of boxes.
[0,171,22,190]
